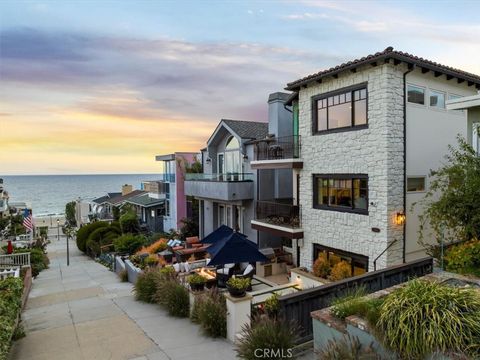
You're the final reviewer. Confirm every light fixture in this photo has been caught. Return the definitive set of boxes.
[395,212,406,225]
[242,153,248,161]
[206,157,212,164]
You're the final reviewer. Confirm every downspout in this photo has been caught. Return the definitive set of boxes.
[402,64,415,263]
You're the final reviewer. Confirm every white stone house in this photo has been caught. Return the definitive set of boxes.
[276,47,480,273]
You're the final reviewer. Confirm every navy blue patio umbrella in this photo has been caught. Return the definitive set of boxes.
[207,232,268,266]
[200,225,246,244]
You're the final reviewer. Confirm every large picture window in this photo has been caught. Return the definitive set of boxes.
[313,84,368,134]
[313,174,368,214]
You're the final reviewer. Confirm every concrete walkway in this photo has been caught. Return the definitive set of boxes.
[9,237,236,360]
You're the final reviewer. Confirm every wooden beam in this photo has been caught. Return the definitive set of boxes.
[421,68,429,74]
[302,84,308,88]
[457,78,465,84]
[316,79,322,84]
[350,68,357,73]
[332,74,338,79]
[434,71,441,77]
[446,75,453,80]
[371,61,378,67]
[408,63,414,70]
[384,58,390,64]
[468,81,474,87]
[393,59,401,65]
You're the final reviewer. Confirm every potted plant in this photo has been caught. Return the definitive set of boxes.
[187,273,206,292]
[226,277,251,297]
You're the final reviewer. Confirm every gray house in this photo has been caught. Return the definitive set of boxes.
[185,94,295,249]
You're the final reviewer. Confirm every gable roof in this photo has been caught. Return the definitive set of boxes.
[125,193,165,208]
[92,192,121,205]
[106,190,146,205]
[222,119,268,140]
[286,46,480,91]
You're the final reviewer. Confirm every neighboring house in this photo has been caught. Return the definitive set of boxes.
[0,178,9,218]
[154,152,200,231]
[125,187,165,233]
[446,92,480,155]
[185,104,293,249]
[74,198,93,227]
[267,46,480,273]
[92,186,144,221]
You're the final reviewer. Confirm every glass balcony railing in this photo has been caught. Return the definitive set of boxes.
[254,135,301,161]
[185,173,254,182]
[255,199,302,228]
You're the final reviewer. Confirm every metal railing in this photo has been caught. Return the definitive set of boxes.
[254,135,301,161]
[255,200,302,228]
[0,268,20,280]
[0,252,31,268]
[185,173,254,182]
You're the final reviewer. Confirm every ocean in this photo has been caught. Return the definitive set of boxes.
[1,174,162,216]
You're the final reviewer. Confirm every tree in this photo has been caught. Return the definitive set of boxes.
[120,210,140,234]
[76,221,109,252]
[65,201,77,227]
[415,136,480,253]
[112,206,120,221]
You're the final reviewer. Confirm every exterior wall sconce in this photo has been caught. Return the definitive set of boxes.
[205,157,212,164]
[395,212,406,225]
[242,154,248,161]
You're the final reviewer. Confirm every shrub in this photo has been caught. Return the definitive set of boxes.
[134,269,162,303]
[313,253,330,278]
[154,273,189,318]
[187,274,206,286]
[236,316,298,360]
[196,289,227,337]
[119,269,128,282]
[136,239,168,255]
[264,293,279,317]
[76,221,108,252]
[119,211,140,234]
[0,277,23,359]
[318,334,382,360]
[86,225,120,257]
[114,234,146,254]
[144,254,159,267]
[226,277,250,290]
[329,260,352,281]
[444,239,480,276]
[377,279,480,359]
[331,288,384,327]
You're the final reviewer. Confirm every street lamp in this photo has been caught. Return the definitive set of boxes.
[56,218,60,242]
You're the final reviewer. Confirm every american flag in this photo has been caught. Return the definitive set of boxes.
[23,208,33,232]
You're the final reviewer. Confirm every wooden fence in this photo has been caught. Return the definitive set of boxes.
[278,257,433,344]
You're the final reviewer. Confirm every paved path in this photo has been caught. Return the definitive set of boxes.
[10,237,236,360]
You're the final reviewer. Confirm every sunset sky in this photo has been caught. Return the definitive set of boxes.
[1,0,479,175]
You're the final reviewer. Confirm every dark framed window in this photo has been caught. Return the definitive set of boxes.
[312,83,368,134]
[313,244,369,276]
[313,174,368,214]
[407,177,426,192]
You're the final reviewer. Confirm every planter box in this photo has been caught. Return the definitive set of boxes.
[115,256,126,276]
[125,259,143,284]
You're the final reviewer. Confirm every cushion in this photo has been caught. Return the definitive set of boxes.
[206,258,211,265]
[191,243,203,248]
[183,262,190,272]
[240,262,249,271]
[186,236,200,244]
[225,263,235,269]
[243,264,254,275]
[217,268,229,275]
[173,263,180,273]
[167,239,174,247]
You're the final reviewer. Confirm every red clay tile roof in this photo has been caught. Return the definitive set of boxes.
[286,47,480,90]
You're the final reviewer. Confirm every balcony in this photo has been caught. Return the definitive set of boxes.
[251,135,303,169]
[251,199,303,239]
[184,173,254,201]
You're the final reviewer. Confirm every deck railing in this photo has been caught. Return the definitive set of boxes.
[254,135,301,161]
[0,267,20,280]
[255,200,302,228]
[185,173,254,182]
[0,252,31,268]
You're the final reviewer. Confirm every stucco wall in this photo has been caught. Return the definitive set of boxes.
[297,63,407,271]
[405,71,475,260]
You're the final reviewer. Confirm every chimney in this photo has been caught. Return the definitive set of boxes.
[268,92,293,138]
[122,184,133,196]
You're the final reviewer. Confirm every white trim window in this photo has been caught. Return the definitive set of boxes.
[429,89,445,109]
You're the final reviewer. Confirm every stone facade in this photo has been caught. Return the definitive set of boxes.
[298,63,407,271]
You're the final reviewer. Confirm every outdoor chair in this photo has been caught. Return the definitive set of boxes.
[236,264,254,291]
[216,263,235,288]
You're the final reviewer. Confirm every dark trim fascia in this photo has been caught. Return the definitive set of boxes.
[314,124,368,136]
[313,243,369,271]
[311,82,368,101]
[251,222,304,239]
